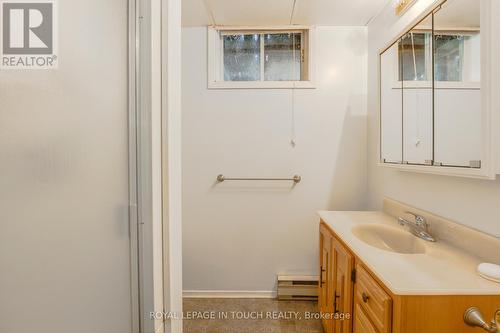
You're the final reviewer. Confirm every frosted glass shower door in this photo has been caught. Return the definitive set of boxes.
[0,1,136,333]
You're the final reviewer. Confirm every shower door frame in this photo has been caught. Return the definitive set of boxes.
[130,0,183,332]
[128,0,141,332]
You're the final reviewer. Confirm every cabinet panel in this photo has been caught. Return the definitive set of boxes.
[402,88,433,164]
[332,237,354,333]
[319,225,333,333]
[354,303,378,333]
[434,89,481,167]
[320,225,354,333]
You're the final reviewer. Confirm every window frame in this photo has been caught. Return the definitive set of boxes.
[208,26,316,89]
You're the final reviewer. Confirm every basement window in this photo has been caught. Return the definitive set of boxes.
[208,27,315,89]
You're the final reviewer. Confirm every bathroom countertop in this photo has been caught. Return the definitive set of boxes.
[318,210,500,296]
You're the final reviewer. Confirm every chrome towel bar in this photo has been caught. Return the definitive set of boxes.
[216,174,302,184]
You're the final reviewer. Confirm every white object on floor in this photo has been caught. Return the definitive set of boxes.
[477,263,500,283]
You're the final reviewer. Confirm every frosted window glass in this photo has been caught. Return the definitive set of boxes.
[223,34,261,81]
[434,35,465,82]
[264,33,301,81]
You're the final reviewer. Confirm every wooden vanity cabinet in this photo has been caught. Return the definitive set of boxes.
[319,220,500,333]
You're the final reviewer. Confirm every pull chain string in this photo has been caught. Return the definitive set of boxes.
[411,32,417,79]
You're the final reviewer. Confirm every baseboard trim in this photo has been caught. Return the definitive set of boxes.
[183,290,277,299]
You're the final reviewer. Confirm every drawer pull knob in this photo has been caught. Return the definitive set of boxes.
[362,292,370,303]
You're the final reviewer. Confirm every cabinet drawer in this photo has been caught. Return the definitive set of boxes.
[354,303,378,333]
[355,264,392,333]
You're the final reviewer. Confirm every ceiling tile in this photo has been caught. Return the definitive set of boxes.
[292,0,391,26]
[209,0,294,26]
[182,0,393,27]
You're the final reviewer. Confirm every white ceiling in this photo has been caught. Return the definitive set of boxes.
[182,0,393,27]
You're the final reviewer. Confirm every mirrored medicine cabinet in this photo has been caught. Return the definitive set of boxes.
[379,0,495,178]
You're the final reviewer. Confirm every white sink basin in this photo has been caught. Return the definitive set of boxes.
[351,223,426,254]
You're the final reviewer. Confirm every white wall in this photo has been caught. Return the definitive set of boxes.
[182,26,368,293]
[367,0,500,238]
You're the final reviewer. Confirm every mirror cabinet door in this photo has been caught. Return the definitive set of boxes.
[433,0,482,168]
[401,14,434,165]
[380,41,403,164]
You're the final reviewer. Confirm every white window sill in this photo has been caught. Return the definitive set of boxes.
[208,80,316,90]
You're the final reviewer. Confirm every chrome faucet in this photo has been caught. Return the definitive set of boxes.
[398,211,436,242]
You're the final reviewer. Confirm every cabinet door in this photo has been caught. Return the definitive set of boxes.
[319,226,333,333]
[401,14,434,165]
[380,41,403,164]
[433,0,482,168]
[332,237,354,333]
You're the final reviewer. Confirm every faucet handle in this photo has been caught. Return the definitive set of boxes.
[464,307,498,333]
[405,211,427,227]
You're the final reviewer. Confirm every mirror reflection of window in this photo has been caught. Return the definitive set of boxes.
[434,0,480,84]
[434,35,464,81]
[397,33,474,82]
[399,32,432,81]
[396,1,480,84]
[435,31,480,83]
